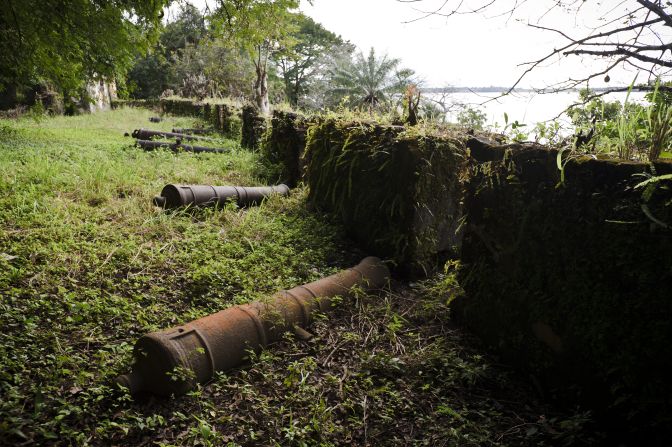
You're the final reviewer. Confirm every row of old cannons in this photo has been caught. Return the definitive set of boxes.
[114,118,389,398]
[128,119,290,210]
[130,126,229,154]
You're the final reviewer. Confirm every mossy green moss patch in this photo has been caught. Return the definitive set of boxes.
[111,99,159,110]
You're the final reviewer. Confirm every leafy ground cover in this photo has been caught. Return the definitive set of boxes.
[0,108,595,446]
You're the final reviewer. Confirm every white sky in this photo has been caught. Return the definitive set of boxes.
[172,0,662,88]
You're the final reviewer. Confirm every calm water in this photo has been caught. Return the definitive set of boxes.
[430,91,649,131]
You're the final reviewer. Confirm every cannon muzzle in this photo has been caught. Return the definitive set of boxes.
[154,184,290,208]
[116,257,390,396]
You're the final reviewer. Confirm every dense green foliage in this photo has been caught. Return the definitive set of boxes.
[126,54,172,100]
[327,48,415,110]
[126,4,260,101]
[212,0,301,114]
[125,3,208,99]
[117,3,418,116]
[456,105,487,130]
[565,86,672,161]
[276,14,353,107]
[0,0,167,93]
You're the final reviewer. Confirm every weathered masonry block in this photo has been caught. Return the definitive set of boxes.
[457,138,672,441]
[306,119,468,276]
[215,103,242,139]
[111,99,159,110]
[265,111,314,186]
[241,105,268,150]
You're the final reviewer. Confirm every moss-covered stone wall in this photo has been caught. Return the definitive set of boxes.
[159,98,241,139]
[111,99,159,110]
[264,111,314,186]
[305,119,467,276]
[241,105,268,150]
[215,103,242,138]
[457,138,672,441]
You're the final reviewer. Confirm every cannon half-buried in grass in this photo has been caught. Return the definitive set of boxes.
[132,128,216,142]
[152,184,290,208]
[172,128,214,135]
[116,257,390,396]
[136,139,229,154]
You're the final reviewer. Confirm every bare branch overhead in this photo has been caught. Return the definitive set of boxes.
[397,0,672,95]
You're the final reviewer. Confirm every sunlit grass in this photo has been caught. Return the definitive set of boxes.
[0,108,353,444]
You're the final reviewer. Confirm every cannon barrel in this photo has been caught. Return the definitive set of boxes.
[132,128,216,142]
[116,257,390,396]
[172,128,213,135]
[153,184,290,208]
[136,139,229,154]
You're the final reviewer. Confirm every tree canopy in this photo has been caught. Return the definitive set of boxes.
[328,47,415,109]
[212,0,301,114]
[160,3,207,55]
[126,3,212,99]
[276,14,351,107]
[0,0,169,92]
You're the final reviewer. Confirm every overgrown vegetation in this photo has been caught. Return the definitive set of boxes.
[567,84,672,161]
[0,108,594,445]
[447,85,672,162]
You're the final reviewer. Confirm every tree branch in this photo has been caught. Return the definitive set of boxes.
[567,48,672,67]
[637,0,672,27]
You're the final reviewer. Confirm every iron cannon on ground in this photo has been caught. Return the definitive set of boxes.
[152,184,290,208]
[132,128,216,142]
[116,257,390,396]
[136,139,229,154]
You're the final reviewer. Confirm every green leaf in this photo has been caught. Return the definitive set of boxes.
[634,174,672,189]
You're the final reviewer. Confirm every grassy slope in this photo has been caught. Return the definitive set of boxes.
[0,109,592,446]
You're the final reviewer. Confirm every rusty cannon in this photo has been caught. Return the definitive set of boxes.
[132,128,216,142]
[172,128,213,135]
[136,139,229,154]
[116,257,390,396]
[152,184,290,208]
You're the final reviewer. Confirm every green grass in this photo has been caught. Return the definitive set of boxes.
[0,109,594,445]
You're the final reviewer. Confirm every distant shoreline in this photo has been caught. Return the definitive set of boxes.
[421,86,642,94]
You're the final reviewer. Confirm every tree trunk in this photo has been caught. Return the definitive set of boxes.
[254,63,270,116]
[283,78,296,107]
[291,72,301,107]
